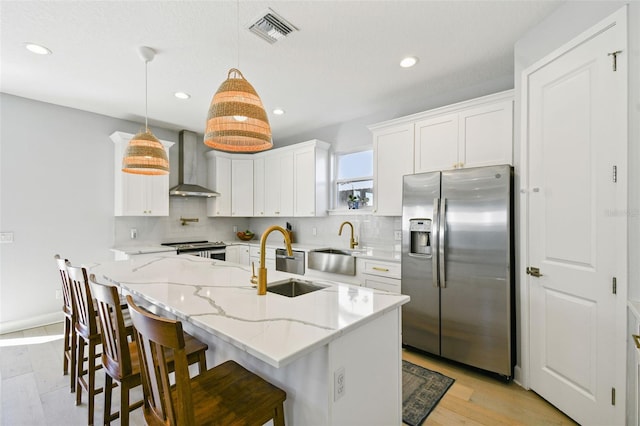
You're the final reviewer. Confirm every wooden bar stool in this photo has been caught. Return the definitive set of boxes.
[67,263,103,426]
[90,276,209,426]
[126,295,286,426]
[54,254,77,393]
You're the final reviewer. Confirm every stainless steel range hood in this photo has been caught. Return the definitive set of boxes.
[169,130,219,197]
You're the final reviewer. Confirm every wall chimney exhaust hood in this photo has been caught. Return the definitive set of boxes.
[169,130,219,197]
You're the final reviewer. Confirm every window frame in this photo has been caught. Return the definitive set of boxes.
[332,146,374,211]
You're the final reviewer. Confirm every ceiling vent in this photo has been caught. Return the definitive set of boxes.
[248,8,298,44]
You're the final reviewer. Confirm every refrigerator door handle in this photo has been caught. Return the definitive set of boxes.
[439,198,447,288]
[432,198,440,288]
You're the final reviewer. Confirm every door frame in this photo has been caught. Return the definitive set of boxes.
[518,5,628,393]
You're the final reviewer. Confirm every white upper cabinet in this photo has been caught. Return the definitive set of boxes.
[369,90,514,216]
[253,157,265,216]
[458,99,513,169]
[206,152,254,217]
[206,140,330,218]
[413,91,513,173]
[206,152,231,216]
[293,141,330,217]
[111,131,174,217]
[231,157,254,216]
[414,113,459,173]
[371,123,414,216]
[264,150,294,217]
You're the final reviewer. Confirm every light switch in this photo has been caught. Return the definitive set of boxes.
[0,232,14,243]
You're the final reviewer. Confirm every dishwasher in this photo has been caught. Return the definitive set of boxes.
[275,248,305,275]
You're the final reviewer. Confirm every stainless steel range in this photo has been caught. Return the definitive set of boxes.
[162,241,226,260]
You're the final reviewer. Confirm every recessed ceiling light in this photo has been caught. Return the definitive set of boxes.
[25,43,52,55]
[273,108,285,115]
[174,92,191,100]
[400,56,418,68]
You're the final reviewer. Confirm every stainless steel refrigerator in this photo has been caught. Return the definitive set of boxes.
[401,164,515,379]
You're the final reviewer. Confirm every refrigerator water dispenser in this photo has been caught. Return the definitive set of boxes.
[409,219,431,256]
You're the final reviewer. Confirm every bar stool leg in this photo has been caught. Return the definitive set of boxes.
[76,340,85,407]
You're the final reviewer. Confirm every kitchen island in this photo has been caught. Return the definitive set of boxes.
[89,253,409,425]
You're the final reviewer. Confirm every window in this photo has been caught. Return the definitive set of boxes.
[334,149,373,210]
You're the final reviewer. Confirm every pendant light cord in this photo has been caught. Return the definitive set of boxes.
[236,0,240,69]
[144,59,149,131]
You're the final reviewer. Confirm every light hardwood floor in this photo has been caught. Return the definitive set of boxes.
[1,322,576,425]
[403,349,578,426]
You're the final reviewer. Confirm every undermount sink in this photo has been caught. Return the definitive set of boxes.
[308,248,357,276]
[267,278,328,298]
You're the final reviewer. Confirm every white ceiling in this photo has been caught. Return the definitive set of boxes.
[0,0,562,144]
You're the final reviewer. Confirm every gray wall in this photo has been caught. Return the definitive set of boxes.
[0,94,246,331]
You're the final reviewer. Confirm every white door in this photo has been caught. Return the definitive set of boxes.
[526,9,627,425]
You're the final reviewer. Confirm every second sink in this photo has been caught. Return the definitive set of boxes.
[267,278,328,297]
[308,248,357,276]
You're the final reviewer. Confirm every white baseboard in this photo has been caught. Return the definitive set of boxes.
[0,312,62,335]
[513,364,526,388]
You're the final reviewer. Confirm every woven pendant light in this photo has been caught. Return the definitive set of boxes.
[122,47,169,175]
[204,68,272,152]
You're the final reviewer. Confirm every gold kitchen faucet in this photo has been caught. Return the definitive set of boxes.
[338,221,358,249]
[257,225,293,295]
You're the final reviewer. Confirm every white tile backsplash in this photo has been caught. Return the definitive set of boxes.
[114,199,400,249]
[114,197,249,246]
[248,214,401,250]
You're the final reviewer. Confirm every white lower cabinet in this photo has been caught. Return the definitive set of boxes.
[249,246,275,271]
[226,244,250,265]
[358,259,401,293]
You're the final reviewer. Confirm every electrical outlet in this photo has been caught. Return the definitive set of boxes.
[312,227,317,236]
[233,225,238,233]
[334,367,345,401]
[394,230,402,241]
[130,228,137,239]
[0,232,14,243]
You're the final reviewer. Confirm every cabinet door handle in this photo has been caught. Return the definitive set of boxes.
[372,267,389,272]
[633,334,640,349]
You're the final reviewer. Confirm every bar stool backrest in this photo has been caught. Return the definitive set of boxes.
[90,276,133,379]
[126,295,194,426]
[66,264,98,338]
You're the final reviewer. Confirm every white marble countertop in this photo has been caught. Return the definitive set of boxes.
[89,253,409,368]
[110,245,175,255]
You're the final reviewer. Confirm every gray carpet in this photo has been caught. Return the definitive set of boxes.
[402,360,455,426]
